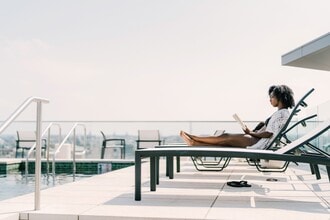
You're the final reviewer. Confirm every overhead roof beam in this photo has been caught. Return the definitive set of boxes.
[282,32,330,71]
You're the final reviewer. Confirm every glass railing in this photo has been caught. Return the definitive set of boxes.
[0,117,328,160]
[300,99,330,153]
[0,99,329,160]
[0,120,246,159]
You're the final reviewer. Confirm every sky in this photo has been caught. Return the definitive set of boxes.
[0,0,329,122]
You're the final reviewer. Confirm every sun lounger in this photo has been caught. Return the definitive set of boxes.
[135,120,330,201]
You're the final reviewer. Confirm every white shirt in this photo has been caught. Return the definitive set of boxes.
[247,108,290,149]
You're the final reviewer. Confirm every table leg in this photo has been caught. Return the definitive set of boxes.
[135,153,141,201]
[168,156,174,179]
[150,156,156,191]
[156,156,159,185]
[176,156,180,172]
[166,156,169,176]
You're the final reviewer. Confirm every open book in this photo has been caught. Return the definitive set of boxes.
[232,113,247,130]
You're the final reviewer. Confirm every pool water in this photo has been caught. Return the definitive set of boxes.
[0,173,91,201]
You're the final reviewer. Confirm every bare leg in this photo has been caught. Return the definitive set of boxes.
[180,131,215,146]
[180,131,259,147]
[180,131,194,145]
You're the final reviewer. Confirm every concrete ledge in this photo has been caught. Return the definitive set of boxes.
[0,213,19,220]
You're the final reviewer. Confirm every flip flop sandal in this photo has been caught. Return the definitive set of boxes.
[226,180,251,187]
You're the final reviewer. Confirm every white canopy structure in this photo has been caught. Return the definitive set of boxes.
[282,32,330,71]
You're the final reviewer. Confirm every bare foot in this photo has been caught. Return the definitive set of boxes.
[180,130,195,146]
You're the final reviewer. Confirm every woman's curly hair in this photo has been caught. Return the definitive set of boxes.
[268,85,295,109]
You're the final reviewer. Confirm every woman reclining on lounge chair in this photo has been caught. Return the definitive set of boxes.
[180,85,295,149]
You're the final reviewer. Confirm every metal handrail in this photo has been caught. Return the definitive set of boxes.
[25,122,62,176]
[0,96,49,211]
[52,123,86,177]
[0,97,49,133]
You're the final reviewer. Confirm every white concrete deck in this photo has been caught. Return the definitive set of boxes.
[0,158,329,220]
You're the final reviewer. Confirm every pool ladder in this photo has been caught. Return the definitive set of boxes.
[25,122,62,176]
[52,123,86,178]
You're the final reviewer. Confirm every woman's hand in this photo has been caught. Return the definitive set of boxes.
[243,127,251,134]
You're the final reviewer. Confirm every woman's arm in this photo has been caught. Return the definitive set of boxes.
[244,127,273,138]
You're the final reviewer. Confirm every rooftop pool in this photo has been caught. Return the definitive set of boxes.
[0,173,90,201]
[0,159,134,201]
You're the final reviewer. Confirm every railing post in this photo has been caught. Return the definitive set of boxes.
[0,96,49,211]
[73,128,76,178]
[47,128,51,175]
[35,101,42,210]
[189,122,193,133]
